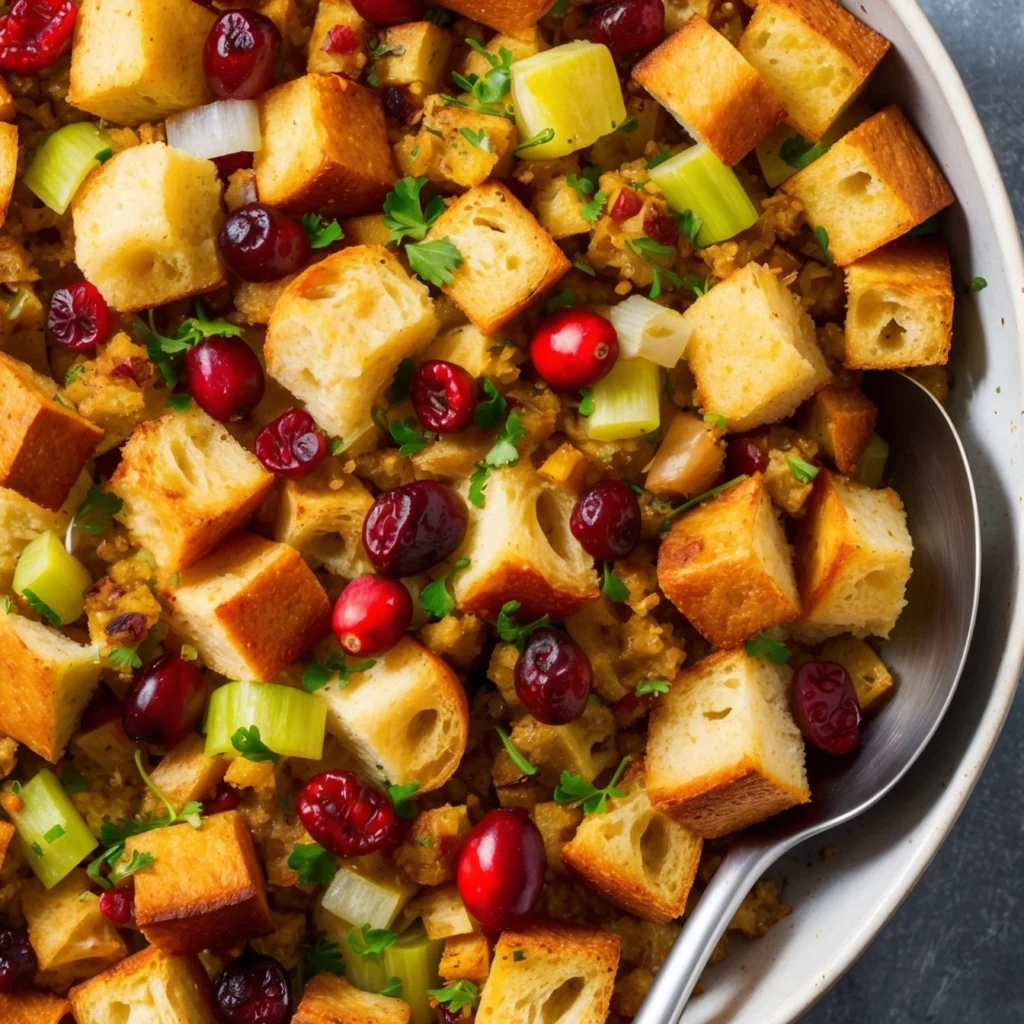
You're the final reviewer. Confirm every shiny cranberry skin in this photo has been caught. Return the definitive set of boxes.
[643,205,679,247]
[351,0,423,26]
[219,202,311,283]
[791,660,862,755]
[204,11,281,100]
[203,781,242,815]
[213,151,254,180]
[323,23,360,53]
[333,575,412,656]
[297,770,400,857]
[514,627,592,725]
[185,336,265,422]
[726,437,768,476]
[99,886,136,926]
[590,0,664,56]
[411,360,480,433]
[215,954,291,1024]
[530,308,619,391]
[0,926,36,993]
[80,687,123,733]
[122,654,206,750]
[457,809,545,931]
[570,479,641,560]
[254,409,327,478]
[48,281,111,354]
[363,481,468,578]
[0,0,75,74]
[610,187,643,221]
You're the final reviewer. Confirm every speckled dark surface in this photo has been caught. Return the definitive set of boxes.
[801,3,1024,1021]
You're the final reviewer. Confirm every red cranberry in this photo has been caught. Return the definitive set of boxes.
[48,281,111,354]
[0,926,36,993]
[99,886,136,926]
[218,202,311,283]
[351,0,423,27]
[297,770,400,858]
[530,308,619,391]
[80,687,123,733]
[643,205,679,247]
[363,481,468,578]
[570,479,641,560]
[726,437,768,476]
[590,0,664,57]
[254,409,327,478]
[323,23,360,53]
[0,0,75,74]
[215,954,291,1024]
[204,11,281,100]
[514,627,592,725]
[122,654,206,751]
[213,151,254,180]
[185,335,265,422]
[383,85,417,126]
[332,576,412,656]
[411,360,479,433]
[457,809,545,931]
[610,187,642,221]
[203,781,242,815]
[791,660,862,755]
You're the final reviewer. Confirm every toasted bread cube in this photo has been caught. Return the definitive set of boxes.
[426,182,570,333]
[126,811,273,955]
[534,174,593,240]
[293,973,411,1024]
[438,0,549,34]
[531,800,582,874]
[799,386,877,473]
[0,991,71,1024]
[69,0,215,125]
[739,0,889,142]
[420,324,522,383]
[781,106,954,265]
[0,122,15,229]
[647,649,810,837]
[143,734,228,816]
[0,819,12,870]
[110,406,274,571]
[265,246,437,445]
[440,932,491,983]
[663,0,719,32]
[394,805,470,886]
[72,717,137,775]
[404,884,475,939]
[73,143,226,312]
[819,634,894,710]
[683,261,831,431]
[0,353,102,511]
[375,22,452,89]
[308,0,369,76]
[633,17,784,166]
[537,443,587,491]
[163,533,331,682]
[843,238,953,368]
[69,946,218,1024]
[792,471,912,641]
[461,27,545,78]
[256,74,397,215]
[478,922,619,1023]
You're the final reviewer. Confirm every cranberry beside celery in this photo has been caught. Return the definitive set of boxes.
[122,654,206,751]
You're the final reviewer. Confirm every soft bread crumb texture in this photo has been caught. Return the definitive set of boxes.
[292,972,412,1024]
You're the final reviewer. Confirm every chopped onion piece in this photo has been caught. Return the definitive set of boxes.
[321,854,418,931]
[587,357,661,441]
[166,100,262,161]
[607,294,692,367]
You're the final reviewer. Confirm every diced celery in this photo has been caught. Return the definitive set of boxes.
[649,144,759,246]
[314,903,390,992]
[587,357,661,441]
[511,41,626,160]
[854,434,889,488]
[204,680,326,761]
[607,295,691,367]
[320,853,418,931]
[7,769,98,888]
[13,530,92,625]
[383,924,444,1024]
[24,122,114,215]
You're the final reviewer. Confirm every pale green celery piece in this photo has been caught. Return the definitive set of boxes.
[314,902,389,992]
[649,143,759,246]
[319,853,418,932]
[854,433,889,488]
[8,769,97,888]
[587,357,661,441]
[24,122,114,215]
[12,530,93,625]
[203,680,326,760]
[383,924,444,1024]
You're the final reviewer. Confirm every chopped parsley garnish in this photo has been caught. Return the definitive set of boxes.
[108,849,154,884]
[143,301,242,386]
[330,437,345,455]
[108,646,143,670]
[473,379,507,429]
[636,679,670,697]
[580,192,608,222]
[616,117,639,134]
[301,213,344,249]
[968,276,988,292]
[908,217,939,237]
[554,757,629,814]
[786,454,819,484]
[166,394,192,412]
[231,725,280,764]
[745,633,792,664]
[578,388,594,417]
[388,418,430,455]
[59,766,90,794]
[367,37,405,59]
[627,236,683,299]
[573,257,596,276]
[406,237,463,287]
[43,823,65,843]
[679,273,714,297]
[348,923,398,963]
[382,176,446,244]
[703,412,726,430]
[73,487,123,536]
[513,949,526,962]
[428,980,480,1013]
[815,225,835,265]
[388,357,417,404]
[495,600,550,650]
[381,977,403,997]
[454,42,514,111]
[566,166,602,201]
[467,411,527,507]
[547,0,568,15]
[64,363,86,387]
[659,475,748,533]
[30,841,43,858]
[514,127,555,153]
[678,209,703,246]
[303,931,345,976]
[495,726,538,776]
[387,781,420,819]
[646,149,674,169]
[541,288,577,316]
[460,126,492,152]
[288,842,338,885]
[21,589,60,626]
[601,561,629,603]
[302,654,376,693]
[424,5,452,25]
[779,134,830,169]
[421,557,471,620]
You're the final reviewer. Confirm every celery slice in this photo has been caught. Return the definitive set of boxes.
[649,144,759,247]
[8,769,98,888]
[13,530,93,625]
[204,680,326,761]
[854,434,889,488]
[314,904,391,992]
[24,122,114,215]
[320,853,418,931]
[607,295,691,367]
[587,357,661,441]
[383,924,444,1024]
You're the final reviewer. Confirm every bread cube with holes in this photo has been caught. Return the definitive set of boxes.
[843,238,954,368]
[647,649,810,837]
[781,106,954,265]
[0,990,72,1024]
[373,22,452,90]
[142,734,228,816]
[799,386,877,473]
[109,406,274,571]
[265,246,437,446]
[792,470,912,641]
[163,533,331,682]
[256,74,397,215]
[477,922,619,1023]
[819,634,894,710]
[438,0,550,34]
[68,0,215,125]
[683,262,832,431]
[307,0,369,77]
[293,973,411,1024]
[425,182,571,333]
[440,932,491,984]
[633,16,785,166]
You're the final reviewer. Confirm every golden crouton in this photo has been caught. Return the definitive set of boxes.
[143,734,228,816]
[0,122,16,230]
[781,105,954,265]
[819,634,894,711]
[419,323,522,382]
[256,74,397,215]
[531,800,582,873]
[647,649,810,838]
[293,973,411,1024]
[800,386,877,473]
[404,884,475,939]
[534,174,593,240]
[843,238,954,368]
[440,932,491,984]
[307,0,369,77]
[634,17,785,165]
[437,0,550,34]
[461,27,545,78]
[0,990,72,1024]
[0,820,12,870]
[394,804,471,886]
[374,22,452,90]
[72,716,137,775]
[426,182,571,333]
[538,443,587,492]
[69,0,215,125]
[792,471,913,641]
[163,533,331,682]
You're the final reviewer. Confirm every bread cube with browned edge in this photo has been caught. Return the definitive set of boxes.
[142,734,228,816]
[531,800,582,873]
[647,649,810,838]
[440,932,491,984]
[394,804,470,886]
[307,0,369,77]
[437,0,550,34]
[792,470,912,642]
[256,74,397,215]
[69,946,218,1024]
[426,182,571,334]
[633,16,785,166]
[265,246,437,447]
[819,634,894,710]
[781,106,954,266]
[73,143,226,312]
[163,533,331,682]
[843,238,954,368]
[0,353,102,511]
[374,22,452,90]
[0,122,16,230]
[0,990,71,1024]
[799,386,877,473]
[403,884,475,939]
[293,973,411,1024]
[683,261,832,431]
[477,922,620,1024]
[69,0,215,125]
[461,27,545,78]
[0,820,13,870]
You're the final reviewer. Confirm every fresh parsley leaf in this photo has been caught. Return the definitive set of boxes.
[678,209,703,246]
[659,475,748,533]
[301,213,344,249]
[513,949,526,962]
[908,217,939,237]
[646,149,673,169]
[554,757,629,814]
[21,589,60,626]
[367,36,405,59]
[64,363,86,387]
[580,192,608,222]
[381,977,403,998]
[679,273,714,297]
[424,5,452,24]
[473,379,506,429]
[30,841,43,857]
[485,411,526,467]
[968,276,988,292]
[303,932,345,976]
[703,412,726,430]
[547,0,568,15]
[779,134,830,169]
[635,679,670,697]
[541,288,577,315]
[288,842,338,885]
[382,177,446,244]
[578,388,594,417]
[454,43,514,109]
[627,237,682,299]
[816,225,835,265]
[745,633,792,664]
[495,600,551,650]
[166,394,192,412]
[514,127,555,153]
[468,461,490,508]
[43,823,65,843]
[60,766,90,794]
[348,923,398,963]
[389,418,429,456]
[73,487,123,536]
[421,557,471,620]
[109,849,154,884]
[786,454,819,484]
[495,725,539,776]
[302,654,375,693]
[566,166,602,201]
[406,237,463,287]
[330,437,345,456]
[108,646,142,670]
[143,302,242,382]
[387,357,417,404]
[460,126,492,151]
[428,980,480,1013]
[388,781,420,819]
[616,117,639,134]
[573,257,596,276]
[231,725,280,763]
[601,561,629,603]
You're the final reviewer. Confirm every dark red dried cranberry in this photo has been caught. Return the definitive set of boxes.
[0,0,76,74]
[254,409,327,478]
[323,23,360,53]
[351,0,423,27]
[203,781,242,815]
[99,886,135,926]
[382,85,417,125]
[0,926,37,992]
[122,654,206,751]
[411,360,480,433]
[109,357,150,386]
[105,611,148,645]
[215,954,291,1024]
[185,335,265,422]
[332,575,412,656]
[218,202,311,283]
[530,308,619,391]
[48,281,111,354]
[609,187,642,221]
[726,437,768,476]
[570,479,641,560]
[514,627,592,725]
[213,151,254,180]
[204,11,281,100]
[791,660,862,755]
[590,0,664,57]
[297,770,400,857]
[643,204,679,247]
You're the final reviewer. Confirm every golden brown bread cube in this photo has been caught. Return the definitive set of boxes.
[0,990,72,1024]
[819,634,894,710]
[799,386,877,473]
[0,122,16,230]
[436,0,550,34]
[307,0,369,77]
[142,733,228,816]
[404,884,475,939]
[292,973,411,1024]
[374,22,452,89]
[394,804,471,885]
[439,932,491,983]
[0,820,13,870]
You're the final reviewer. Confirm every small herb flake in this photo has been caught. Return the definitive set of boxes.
[968,276,988,292]
[541,288,577,316]
[59,766,90,794]
[495,600,550,650]
[73,487,123,536]
[459,126,491,152]
[816,225,835,265]
[43,824,65,843]
[636,679,670,697]
[473,379,507,430]
[786,454,819,484]
[703,412,726,430]
[302,654,376,693]
[659,475,748,533]
[287,842,338,885]
[387,781,420,819]
[601,561,629,603]
[428,980,479,1014]
[616,117,639,134]
[231,725,280,764]
[166,394,192,412]
[513,949,526,962]
[554,756,629,814]
[745,633,792,664]
[627,237,682,299]
[64,363,86,387]
[21,589,60,626]
[421,557,471,620]
[330,437,345,455]
[303,932,345,977]
[108,646,143,670]
[678,209,703,246]
[578,388,594,417]
[301,213,344,249]
[348,923,398,963]
[573,257,596,276]
[406,237,463,287]
[495,726,538,776]
[646,149,673,169]
[514,127,555,153]
[381,977,403,998]
[779,134,830,169]
[382,176,446,244]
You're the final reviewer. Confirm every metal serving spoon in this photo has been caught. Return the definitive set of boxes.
[634,371,981,1024]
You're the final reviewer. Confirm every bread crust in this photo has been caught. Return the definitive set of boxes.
[0,990,72,1024]
[799,385,877,473]
[0,820,12,872]
[435,0,551,34]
